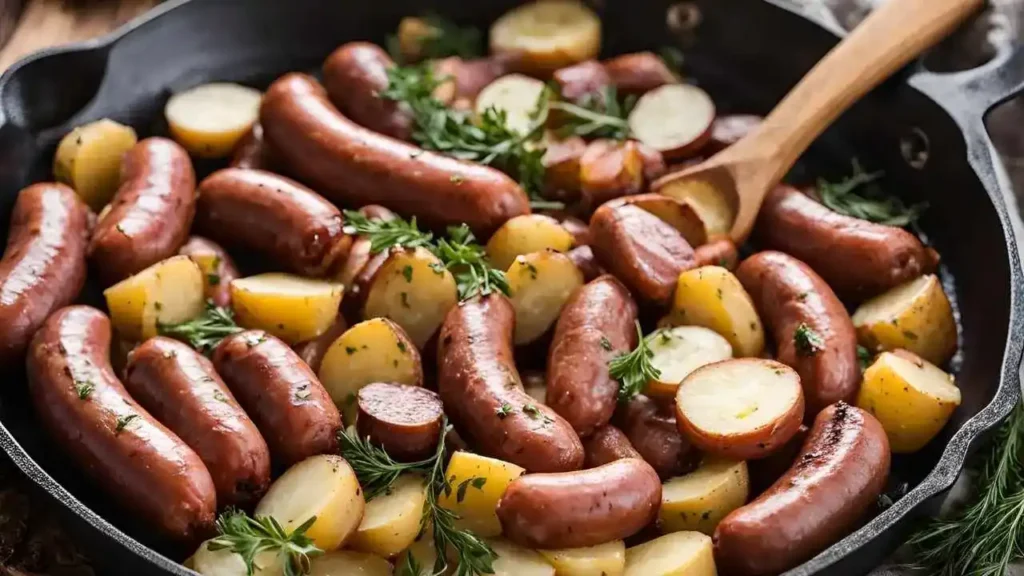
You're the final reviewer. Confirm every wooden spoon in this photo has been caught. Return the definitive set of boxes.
[652,0,984,243]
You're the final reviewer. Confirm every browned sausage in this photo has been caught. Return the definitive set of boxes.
[708,114,762,154]
[89,138,196,285]
[561,216,591,247]
[583,425,641,468]
[714,402,890,576]
[195,168,352,278]
[619,395,698,479]
[736,251,860,416]
[213,330,342,467]
[546,275,638,436]
[496,458,661,548]
[552,60,611,102]
[590,203,695,305]
[694,237,739,270]
[178,236,240,308]
[124,337,271,507]
[437,295,584,472]
[636,142,668,183]
[0,183,90,364]
[230,123,278,170]
[748,425,809,496]
[566,245,604,282]
[335,205,397,289]
[293,315,349,374]
[356,382,443,462]
[756,185,938,300]
[603,52,677,95]
[580,139,644,210]
[260,73,530,237]
[542,136,587,201]
[322,42,414,141]
[27,307,215,539]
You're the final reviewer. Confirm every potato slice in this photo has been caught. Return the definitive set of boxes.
[538,541,625,576]
[487,215,575,271]
[646,326,733,399]
[852,274,957,366]
[437,451,525,538]
[611,194,708,248]
[490,0,601,76]
[230,273,344,345]
[508,251,585,345]
[857,350,960,453]
[166,82,263,158]
[255,454,365,551]
[675,359,804,460]
[53,119,138,210]
[659,178,736,238]
[104,255,205,341]
[629,84,715,161]
[190,540,283,576]
[308,551,392,576]
[488,538,556,576]
[659,459,749,535]
[668,266,765,357]
[318,318,422,421]
[363,247,459,349]
[349,475,428,558]
[475,74,548,136]
[624,531,715,576]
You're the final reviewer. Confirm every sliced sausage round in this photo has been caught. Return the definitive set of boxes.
[356,382,443,462]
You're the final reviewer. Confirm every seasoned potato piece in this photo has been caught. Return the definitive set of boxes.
[628,84,714,161]
[646,326,733,399]
[508,251,585,345]
[396,16,440,63]
[395,533,440,576]
[190,540,283,576]
[53,119,138,210]
[363,247,459,349]
[476,74,548,135]
[318,318,423,417]
[104,255,205,341]
[857,350,960,453]
[624,531,715,576]
[580,140,644,210]
[538,541,626,576]
[230,274,344,345]
[487,214,575,271]
[659,459,749,535]
[488,538,556,576]
[308,551,392,576]
[490,0,601,76]
[437,452,525,537]
[350,475,428,558]
[668,266,765,357]
[852,274,957,366]
[658,178,736,238]
[675,359,804,460]
[166,83,263,158]
[610,194,708,248]
[255,454,365,551]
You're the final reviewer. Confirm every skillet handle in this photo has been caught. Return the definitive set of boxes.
[909,44,1024,119]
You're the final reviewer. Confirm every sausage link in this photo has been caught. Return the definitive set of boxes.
[432,56,512,103]
[196,168,351,277]
[178,236,240,308]
[27,307,215,539]
[546,275,638,436]
[213,331,342,467]
[356,382,444,462]
[736,251,860,415]
[322,42,414,141]
[0,183,90,364]
[566,245,604,282]
[124,337,271,507]
[260,73,529,237]
[496,458,661,549]
[694,237,739,270]
[602,52,677,95]
[230,123,277,170]
[335,205,397,289]
[437,295,584,472]
[755,185,938,300]
[714,402,890,576]
[620,394,698,479]
[293,315,348,374]
[583,425,641,468]
[89,138,196,284]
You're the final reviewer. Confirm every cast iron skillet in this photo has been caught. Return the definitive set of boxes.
[0,0,1020,574]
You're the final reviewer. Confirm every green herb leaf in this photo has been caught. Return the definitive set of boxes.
[342,210,434,255]
[793,323,825,357]
[496,403,513,419]
[550,85,632,141]
[609,322,662,402]
[115,414,139,434]
[158,300,243,355]
[817,159,927,226]
[75,380,95,400]
[435,225,509,300]
[857,345,872,372]
[209,509,322,576]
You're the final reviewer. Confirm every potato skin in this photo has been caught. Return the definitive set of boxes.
[755,185,938,301]
[552,60,611,102]
[580,139,645,210]
[356,383,443,462]
[432,56,513,103]
[603,52,677,95]
[437,295,584,472]
[178,236,240,307]
[583,425,641,468]
[546,275,638,436]
[322,42,413,141]
[496,458,661,549]
[713,403,890,576]
[694,238,739,270]
[619,395,698,479]
[737,251,860,416]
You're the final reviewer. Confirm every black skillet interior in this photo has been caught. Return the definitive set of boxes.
[0,0,1019,574]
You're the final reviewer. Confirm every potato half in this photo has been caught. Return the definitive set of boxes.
[166,82,263,158]
[349,474,428,558]
[437,451,525,538]
[53,119,138,210]
[675,359,804,460]
[628,84,715,161]
[190,540,283,576]
[659,459,749,535]
[230,273,344,345]
[852,274,957,366]
[475,74,548,136]
[104,255,205,341]
[487,214,575,271]
[254,454,365,551]
[488,538,556,576]
[624,531,715,576]
[611,194,708,248]
[508,251,585,345]
[490,0,601,76]
[668,266,765,357]
[659,178,736,238]
[363,247,459,349]
[646,326,733,399]
[538,541,626,576]
[857,350,960,453]
[308,551,392,576]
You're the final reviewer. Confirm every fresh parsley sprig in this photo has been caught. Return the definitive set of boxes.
[157,300,243,355]
[208,509,322,576]
[793,323,825,357]
[817,159,928,226]
[550,86,634,141]
[609,322,662,402]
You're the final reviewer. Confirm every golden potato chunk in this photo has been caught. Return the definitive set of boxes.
[507,251,585,345]
[437,451,525,538]
[624,531,715,576]
[646,326,733,399]
[104,255,205,341]
[349,474,428,557]
[667,266,765,357]
[230,273,344,345]
[852,274,957,366]
[166,83,262,158]
[476,74,549,136]
[53,119,138,210]
[538,540,625,576]
[189,540,283,576]
[658,178,736,238]
[659,459,749,535]
[487,214,574,271]
[488,538,556,576]
[308,551,392,576]
[490,0,601,76]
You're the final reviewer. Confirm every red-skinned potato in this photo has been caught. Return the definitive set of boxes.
[552,60,611,102]
[603,52,678,95]
[629,84,715,161]
[542,136,587,201]
[580,139,645,210]
[608,193,708,248]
